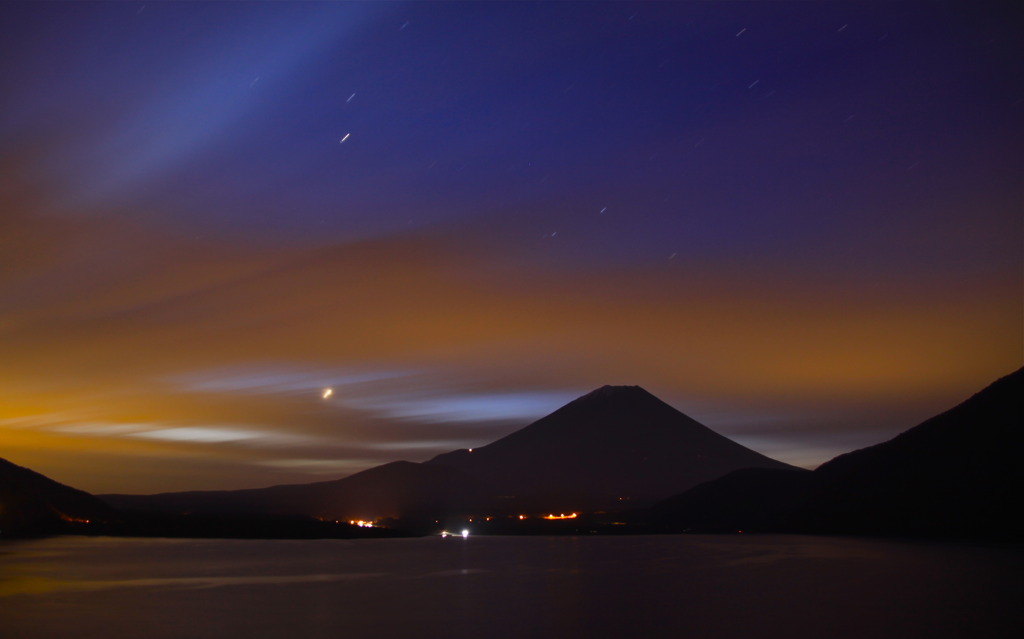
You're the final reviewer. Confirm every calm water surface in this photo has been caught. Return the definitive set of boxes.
[1,534,1020,638]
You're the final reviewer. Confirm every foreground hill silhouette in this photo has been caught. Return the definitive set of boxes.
[652,366,1024,541]
[102,385,798,521]
[0,457,116,536]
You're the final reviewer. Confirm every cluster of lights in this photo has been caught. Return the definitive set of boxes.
[56,512,92,524]
[440,529,470,538]
[435,512,584,535]
[348,519,375,528]
[512,513,581,520]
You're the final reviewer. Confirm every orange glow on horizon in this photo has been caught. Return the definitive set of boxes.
[0,218,1017,495]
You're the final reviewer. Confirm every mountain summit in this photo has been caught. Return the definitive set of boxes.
[424,385,797,511]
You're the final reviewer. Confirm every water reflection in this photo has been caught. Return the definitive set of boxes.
[0,535,1020,639]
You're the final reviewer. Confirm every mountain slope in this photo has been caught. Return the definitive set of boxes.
[104,460,476,522]
[425,385,798,510]
[0,457,116,536]
[653,367,1024,540]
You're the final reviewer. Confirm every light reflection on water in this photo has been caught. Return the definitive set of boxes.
[1,535,1021,639]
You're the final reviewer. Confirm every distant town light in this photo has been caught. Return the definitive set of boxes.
[461,529,469,538]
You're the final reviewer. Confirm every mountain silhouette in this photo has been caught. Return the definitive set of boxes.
[0,457,116,536]
[103,385,797,521]
[424,385,797,511]
[652,367,1024,540]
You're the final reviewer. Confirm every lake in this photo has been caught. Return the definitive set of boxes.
[1,534,1020,638]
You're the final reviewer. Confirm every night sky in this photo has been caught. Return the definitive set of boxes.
[1,2,1020,494]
